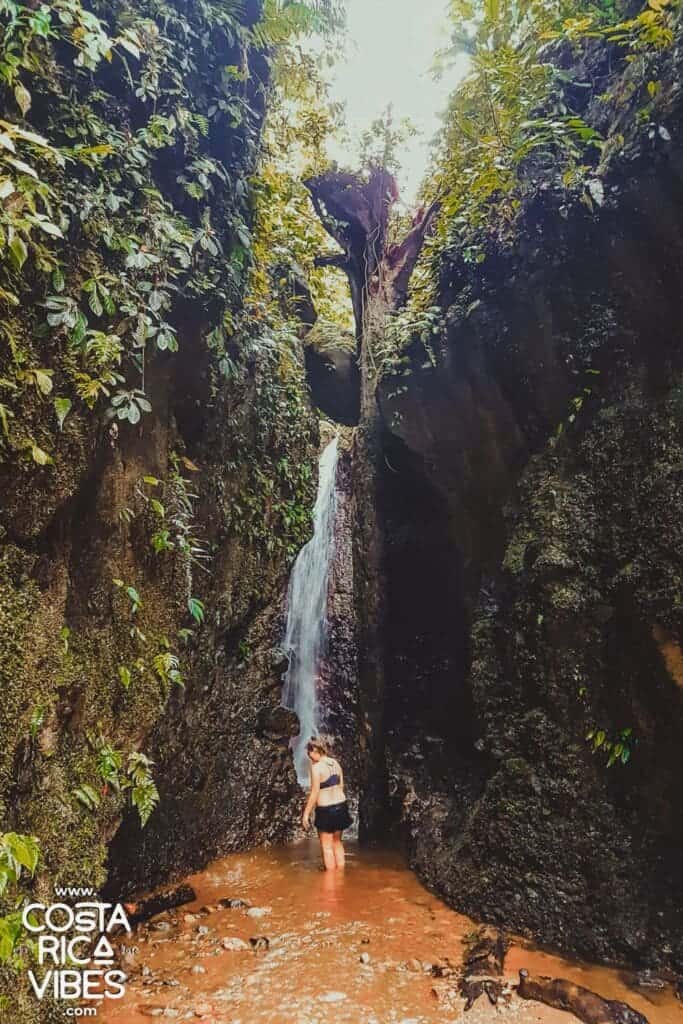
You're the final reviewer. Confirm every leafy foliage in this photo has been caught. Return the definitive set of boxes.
[405,0,679,312]
[586,725,636,766]
[0,0,331,464]
[0,832,40,966]
[73,734,160,826]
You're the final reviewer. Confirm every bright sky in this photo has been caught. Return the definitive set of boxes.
[325,0,469,206]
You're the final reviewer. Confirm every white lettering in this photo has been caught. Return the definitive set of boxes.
[45,904,74,933]
[38,935,60,965]
[27,969,53,1000]
[23,902,45,933]
[92,934,115,963]
[57,969,82,999]
[104,970,127,999]
[107,904,132,933]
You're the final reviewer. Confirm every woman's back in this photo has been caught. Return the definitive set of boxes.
[315,756,345,806]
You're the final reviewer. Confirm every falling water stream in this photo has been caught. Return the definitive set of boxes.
[281,437,340,785]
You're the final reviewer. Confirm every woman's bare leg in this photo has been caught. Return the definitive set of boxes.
[319,831,336,870]
[332,830,345,868]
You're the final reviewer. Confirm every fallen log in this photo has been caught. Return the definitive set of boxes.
[124,883,196,928]
[460,926,509,1010]
[517,969,649,1024]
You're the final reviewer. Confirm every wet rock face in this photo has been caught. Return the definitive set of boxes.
[317,440,361,795]
[305,339,361,427]
[107,596,306,895]
[373,35,683,971]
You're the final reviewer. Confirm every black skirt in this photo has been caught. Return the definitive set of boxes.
[315,800,353,834]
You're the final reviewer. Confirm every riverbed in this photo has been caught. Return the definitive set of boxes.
[101,839,679,1024]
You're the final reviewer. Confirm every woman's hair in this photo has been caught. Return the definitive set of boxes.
[306,737,328,757]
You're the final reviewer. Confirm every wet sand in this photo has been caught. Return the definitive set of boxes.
[101,839,680,1024]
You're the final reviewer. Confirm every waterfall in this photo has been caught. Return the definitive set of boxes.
[281,437,340,786]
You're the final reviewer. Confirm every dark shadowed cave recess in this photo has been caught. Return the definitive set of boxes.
[381,429,475,769]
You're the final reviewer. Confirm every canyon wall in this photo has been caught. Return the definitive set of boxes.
[373,24,683,971]
[0,2,318,1017]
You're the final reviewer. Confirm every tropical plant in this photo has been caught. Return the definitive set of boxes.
[0,832,40,966]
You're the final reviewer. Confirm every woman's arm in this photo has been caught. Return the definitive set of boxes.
[302,766,320,828]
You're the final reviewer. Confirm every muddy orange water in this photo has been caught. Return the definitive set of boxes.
[102,840,680,1024]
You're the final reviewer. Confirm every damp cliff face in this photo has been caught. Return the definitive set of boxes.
[0,1,319,1014]
[373,25,683,970]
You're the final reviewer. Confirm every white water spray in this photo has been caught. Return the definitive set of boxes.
[281,437,340,786]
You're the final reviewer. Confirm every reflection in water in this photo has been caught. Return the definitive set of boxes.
[102,840,680,1024]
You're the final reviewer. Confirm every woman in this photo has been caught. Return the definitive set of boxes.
[302,738,352,870]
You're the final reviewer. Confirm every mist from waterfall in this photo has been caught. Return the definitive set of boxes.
[281,437,340,786]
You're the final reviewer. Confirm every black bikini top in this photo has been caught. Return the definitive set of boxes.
[319,759,340,789]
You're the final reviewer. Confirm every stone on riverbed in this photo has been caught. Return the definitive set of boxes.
[222,936,249,951]
[247,906,271,918]
[218,897,251,909]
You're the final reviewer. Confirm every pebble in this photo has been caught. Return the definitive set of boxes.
[406,958,422,972]
[190,965,206,975]
[222,936,249,951]
[247,906,271,918]
[196,925,210,935]
[193,1002,213,1017]
[319,992,346,1003]
[359,952,371,964]
[635,970,666,989]
[153,921,173,932]
[218,897,251,909]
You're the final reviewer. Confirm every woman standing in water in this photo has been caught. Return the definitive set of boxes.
[302,738,353,870]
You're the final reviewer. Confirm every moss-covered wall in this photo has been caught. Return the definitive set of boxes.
[374,18,683,970]
[0,1,319,1019]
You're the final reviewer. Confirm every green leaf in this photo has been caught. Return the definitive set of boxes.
[187,597,205,624]
[6,157,38,179]
[118,665,132,690]
[3,833,40,875]
[126,402,141,424]
[9,235,28,272]
[54,397,72,430]
[14,84,31,116]
[29,706,44,740]
[73,785,101,811]
[88,289,103,317]
[33,369,53,396]
[30,444,52,466]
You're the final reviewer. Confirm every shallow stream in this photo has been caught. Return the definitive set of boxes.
[101,840,679,1024]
